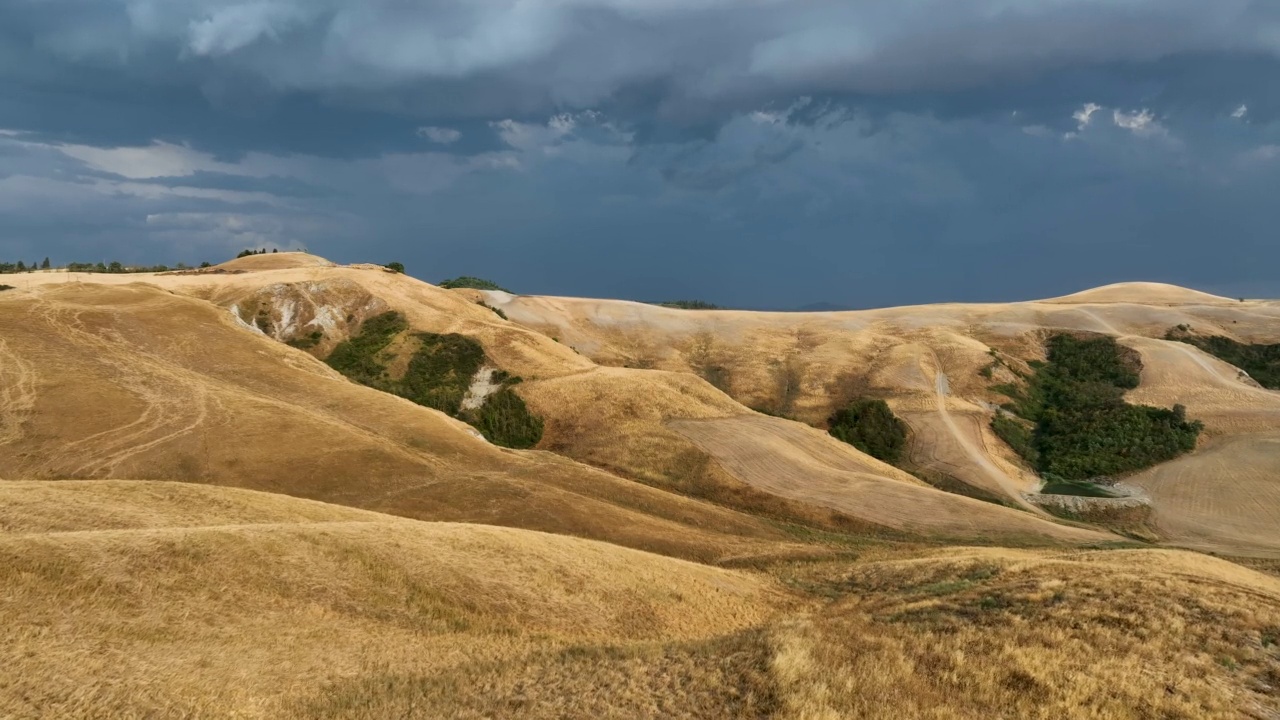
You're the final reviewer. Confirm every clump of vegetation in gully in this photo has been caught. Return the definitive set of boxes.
[827,398,908,464]
[324,311,542,448]
[991,333,1202,481]
[1167,325,1280,389]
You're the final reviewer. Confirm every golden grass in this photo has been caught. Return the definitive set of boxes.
[769,547,1280,719]
[0,282,812,565]
[669,415,1111,545]
[5,481,1279,718]
[8,261,1280,717]
[0,481,780,719]
[490,286,1280,556]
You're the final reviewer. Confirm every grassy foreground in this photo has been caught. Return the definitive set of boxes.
[3,481,1278,719]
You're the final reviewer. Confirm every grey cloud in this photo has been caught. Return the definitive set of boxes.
[4,2,1280,307]
[134,170,334,198]
[4,1,1280,127]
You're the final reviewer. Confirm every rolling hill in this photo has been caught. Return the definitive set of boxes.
[4,254,1280,718]
[481,281,1280,558]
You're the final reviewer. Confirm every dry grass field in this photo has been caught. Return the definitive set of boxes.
[0,277,813,564]
[0,481,781,719]
[3,482,1277,719]
[4,256,1280,717]
[770,547,1280,719]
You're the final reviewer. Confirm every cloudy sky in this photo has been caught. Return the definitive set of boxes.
[2,0,1279,308]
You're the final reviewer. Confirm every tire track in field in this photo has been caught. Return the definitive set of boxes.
[31,299,210,477]
[0,337,38,445]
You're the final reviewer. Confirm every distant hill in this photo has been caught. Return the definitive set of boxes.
[792,301,852,312]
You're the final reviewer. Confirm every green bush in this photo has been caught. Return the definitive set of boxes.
[477,301,507,320]
[322,317,542,449]
[469,388,543,448]
[991,415,1038,466]
[324,311,408,384]
[399,333,486,416]
[827,399,908,464]
[1166,329,1280,389]
[286,330,324,350]
[439,276,510,292]
[385,262,405,274]
[992,333,1201,480]
[648,300,723,310]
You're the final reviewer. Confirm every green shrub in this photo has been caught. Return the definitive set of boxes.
[991,415,1038,466]
[992,333,1201,480]
[469,388,543,448]
[385,262,405,274]
[439,276,510,292]
[322,314,543,449]
[478,301,507,320]
[286,330,325,350]
[324,311,408,384]
[827,399,908,464]
[399,333,486,416]
[1166,329,1280,389]
[648,300,722,310]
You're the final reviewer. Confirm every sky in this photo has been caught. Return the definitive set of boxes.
[2,1,1279,309]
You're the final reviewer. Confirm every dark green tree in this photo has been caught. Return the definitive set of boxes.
[827,399,908,464]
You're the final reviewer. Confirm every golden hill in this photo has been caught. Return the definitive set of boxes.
[3,262,1105,547]
[0,481,779,719]
[2,481,1278,719]
[5,260,1280,718]
[483,283,1280,558]
[0,281,809,563]
[1043,281,1238,305]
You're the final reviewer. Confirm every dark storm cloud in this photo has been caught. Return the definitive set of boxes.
[2,0,1280,306]
[3,0,1279,148]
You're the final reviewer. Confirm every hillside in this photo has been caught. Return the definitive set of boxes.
[3,481,1277,718]
[0,281,810,563]
[482,282,1280,558]
[4,261,1280,718]
[1043,281,1238,305]
[3,262,1104,547]
[0,481,778,719]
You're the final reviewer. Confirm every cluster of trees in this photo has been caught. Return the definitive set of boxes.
[648,300,723,310]
[991,334,1203,480]
[1166,326,1280,390]
[236,248,278,258]
[439,276,510,292]
[3,258,212,274]
[65,262,207,273]
[0,258,50,273]
[323,311,542,448]
[827,398,908,464]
